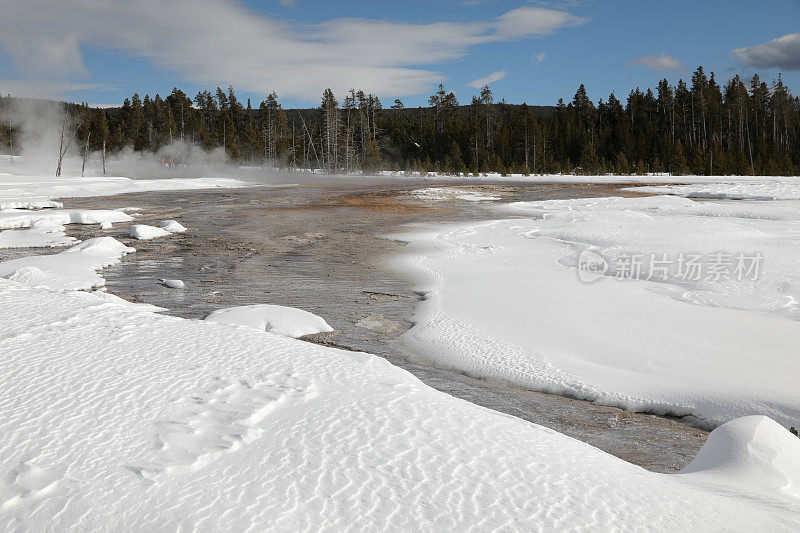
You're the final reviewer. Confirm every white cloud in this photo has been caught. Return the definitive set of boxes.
[468,70,507,88]
[629,53,684,72]
[0,80,103,99]
[493,6,586,39]
[0,1,587,100]
[533,52,547,63]
[733,33,800,71]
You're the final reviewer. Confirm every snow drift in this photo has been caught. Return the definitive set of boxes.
[205,304,334,338]
[392,189,800,428]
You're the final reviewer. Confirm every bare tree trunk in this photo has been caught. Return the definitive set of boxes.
[56,113,67,177]
[82,132,91,177]
[56,113,83,178]
[102,140,107,176]
[297,112,321,169]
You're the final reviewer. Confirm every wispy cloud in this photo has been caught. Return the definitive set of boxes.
[468,70,507,88]
[0,1,588,100]
[533,52,547,63]
[733,33,800,71]
[629,53,684,72]
[0,80,104,99]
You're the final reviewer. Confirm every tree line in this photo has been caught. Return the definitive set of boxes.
[0,66,798,175]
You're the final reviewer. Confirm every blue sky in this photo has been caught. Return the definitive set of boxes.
[1,0,798,108]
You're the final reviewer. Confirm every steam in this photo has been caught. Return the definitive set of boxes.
[0,97,71,176]
[0,98,276,182]
[0,97,398,186]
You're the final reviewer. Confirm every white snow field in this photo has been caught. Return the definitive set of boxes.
[205,304,334,338]
[0,237,134,290]
[392,187,800,429]
[1,275,799,530]
[0,219,76,249]
[0,172,246,209]
[630,178,800,201]
[1,171,799,529]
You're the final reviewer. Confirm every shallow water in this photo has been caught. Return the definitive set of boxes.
[53,180,707,472]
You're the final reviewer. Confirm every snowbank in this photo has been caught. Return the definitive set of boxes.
[131,220,187,240]
[0,219,76,249]
[629,179,800,201]
[205,304,334,338]
[391,191,800,428]
[0,207,133,251]
[130,224,171,240]
[0,173,248,209]
[0,237,134,290]
[160,220,187,233]
[0,208,133,231]
[679,416,800,500]
[1,277,798,529]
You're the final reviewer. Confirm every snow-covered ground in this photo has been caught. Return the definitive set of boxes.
[1,170,799,529]
[379,169,800,185]
[205,304,334,338]
[0,172,247,209]
[629,178,800,200]
[2,255,799,529]
[392,179,800,429]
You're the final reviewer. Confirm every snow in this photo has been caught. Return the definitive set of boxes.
[0,208,131,249]
[161,279,185,289]
[379,170,800,185]
[411,187,502,201]
[0,219,76,249]
[205,304,334,338]
[0,237,134,290]
[391,190,800,428]
[0,199,62,210]
[0,173,247,210]
[679,416,800,500]
[629,179,800,201]
[130,224,171,240]
[1,277,798,529]
[159,219,187,233]
[131,220,188,239]
[1,170,799,528]
[0,208,133,230]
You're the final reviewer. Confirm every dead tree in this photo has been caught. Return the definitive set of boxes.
[81,132,91,177]
[55,112,83,178]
